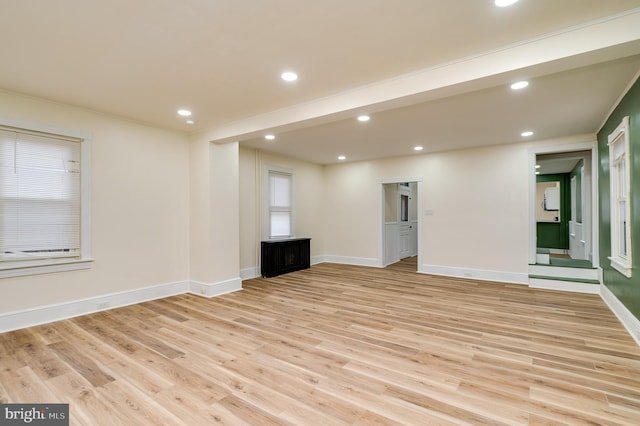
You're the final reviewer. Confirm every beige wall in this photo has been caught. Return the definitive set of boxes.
[410,182,418,221]
[420,144,529,272]
[188,136,211,282]
[209,141,240,282]
[239,147,258,271]
[323,144,531,273]
[239,148,325,271]
[0,90,190,313]
[384,184,398,222]
[189,137,240,285]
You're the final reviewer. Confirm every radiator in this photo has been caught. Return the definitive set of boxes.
[261,238,311,278]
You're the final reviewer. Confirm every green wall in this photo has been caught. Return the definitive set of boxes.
[536,173,570,249]
[597,76,640,320]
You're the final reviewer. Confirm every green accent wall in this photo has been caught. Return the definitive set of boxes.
[597,76,640,320]
[536,173,570,250]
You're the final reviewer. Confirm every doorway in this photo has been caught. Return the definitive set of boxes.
[529,143,598,269]
[379,178,422,269]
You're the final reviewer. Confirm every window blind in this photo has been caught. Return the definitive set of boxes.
[0,127,81,262]
[268,171,292,238]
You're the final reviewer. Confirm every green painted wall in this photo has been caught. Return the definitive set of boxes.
[597,76,640,320]
[536,173,570,249]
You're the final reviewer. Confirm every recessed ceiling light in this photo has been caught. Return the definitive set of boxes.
[536,171,540,175]
[281,71,298,82]
[495,0,519,7]
[185,119,195,125]
[177,109,192,117]
[510,81,529,90]
[413,146,424,151]
[265,134,275,140]
[357,115,370,122]
[535,164,541,169]
[338,155,346,160]
[521,131,534,137]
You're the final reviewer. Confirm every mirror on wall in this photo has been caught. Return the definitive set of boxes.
[536,181,561,222]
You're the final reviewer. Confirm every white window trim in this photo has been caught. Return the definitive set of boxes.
[607,116,632,278]
[0,117,93,278]
[263,165,294,240]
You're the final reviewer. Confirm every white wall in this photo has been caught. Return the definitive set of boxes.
[324,144,531,281]
[189,136,241,290]
[239,148,325,274]
[420,144,529,275]
[0,90,190,314]
[239,147,258,272]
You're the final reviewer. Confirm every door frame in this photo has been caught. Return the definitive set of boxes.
[528,141,599,266]
[378,177,423,268]
[398,184,412,259]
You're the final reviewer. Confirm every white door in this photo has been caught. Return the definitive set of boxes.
[569,173,587,260]
[399,185,411,259]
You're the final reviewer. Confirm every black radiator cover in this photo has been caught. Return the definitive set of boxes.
[261,238,311,278]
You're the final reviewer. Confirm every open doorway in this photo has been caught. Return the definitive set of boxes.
[528,142,600,295]
[534,150,593,266]
[379,178,422,270]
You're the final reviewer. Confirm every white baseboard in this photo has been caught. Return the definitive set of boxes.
[0,280,190,333]
[189,277,243,298]
[240,267,260,280]
[600,283,640,346]
[419,264,529,285]
[549,249,568,255]
[528,264,598,281]
[321,255,382,268]
[529,278,600,294]
[0,276,245,333]
[240,256,325,280]
[240,255,380,279]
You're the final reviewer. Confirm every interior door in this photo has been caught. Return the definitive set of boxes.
[569,170,587,260]
[399,185,411,259]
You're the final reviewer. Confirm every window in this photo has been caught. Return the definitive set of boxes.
[400,194,409,222]
[267,168,293,239]
[0,123,91,277]
[608,116,632,277]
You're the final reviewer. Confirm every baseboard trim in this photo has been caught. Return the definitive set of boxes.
[0,275,245,333]
[0,280,189,333]
[240,255,326,281]
[242,255,383,275]
[189,277,243,298]
[529,277,600,294]
[419,264,528,285]
[240,267,260,280]
[321,255,381,268]
[600,283,640,346]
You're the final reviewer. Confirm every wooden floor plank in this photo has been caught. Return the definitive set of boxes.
[1,258,639,424]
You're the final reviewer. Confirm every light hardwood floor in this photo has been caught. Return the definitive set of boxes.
[2,259,640,425]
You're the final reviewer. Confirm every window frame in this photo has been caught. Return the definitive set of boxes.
[607,116,632,278]
[264,165,294,240]
[0,118,92,278]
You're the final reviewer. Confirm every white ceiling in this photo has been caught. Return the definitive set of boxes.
[1,1,640,164]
